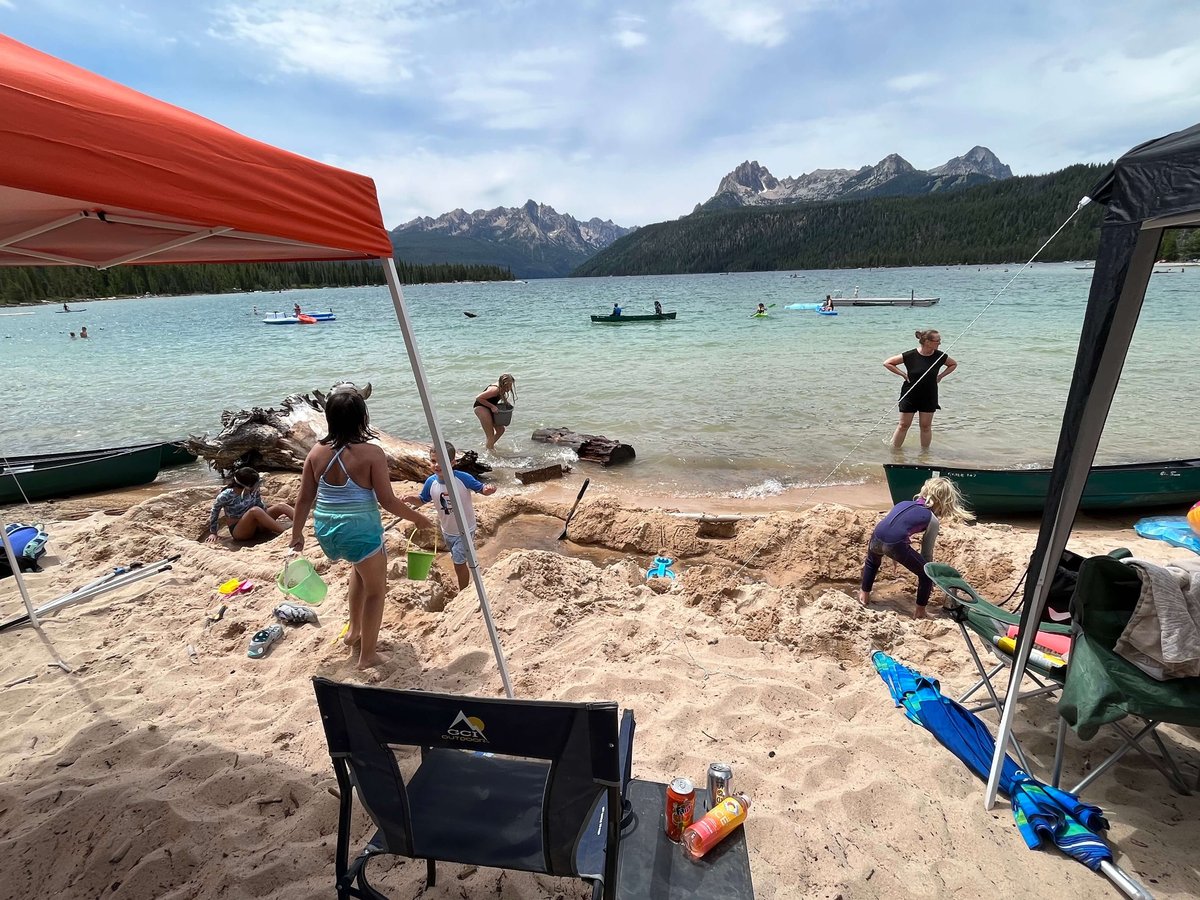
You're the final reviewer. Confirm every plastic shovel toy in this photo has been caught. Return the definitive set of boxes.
[218,578,256,596]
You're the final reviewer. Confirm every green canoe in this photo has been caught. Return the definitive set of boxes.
[884,458,1200,517]
[1,444,167,504]
[590,312,676,324]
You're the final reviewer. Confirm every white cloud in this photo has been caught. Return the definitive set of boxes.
[677,0,791,48]
[614,28,647,48]
[886,72,940,93]
[612,11,647,48]
[213,1,441,91]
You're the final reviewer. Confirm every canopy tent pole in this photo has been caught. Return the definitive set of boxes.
[984,224,1160,808]
[381,257,515,699]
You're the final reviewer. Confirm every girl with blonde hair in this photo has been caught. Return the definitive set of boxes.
[473,373,516,450]
[859,476,972,618]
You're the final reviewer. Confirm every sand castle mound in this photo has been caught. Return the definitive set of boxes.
[0,487,1196,898]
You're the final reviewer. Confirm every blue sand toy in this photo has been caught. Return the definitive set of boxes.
[646,555,677,579]
[1134,516,1200,554]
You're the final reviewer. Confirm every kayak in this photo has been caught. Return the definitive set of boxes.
[297,314,317,324]
[752,313,769,318]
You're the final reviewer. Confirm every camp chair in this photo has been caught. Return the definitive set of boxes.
[924,562,1074,773]
[1053,554,1200,795]
[312,677,635,899]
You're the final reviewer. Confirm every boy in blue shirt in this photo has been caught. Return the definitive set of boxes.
[407,442,496,590]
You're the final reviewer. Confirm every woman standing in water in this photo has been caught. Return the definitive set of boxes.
[884,329,956,450]
[473,373,516,451]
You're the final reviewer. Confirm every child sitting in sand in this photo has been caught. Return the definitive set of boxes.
[205,467,294,543]
[858,476,972,618]
[405,441,496,591]
[289,387,433,669]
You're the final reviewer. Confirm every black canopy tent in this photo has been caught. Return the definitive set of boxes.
[986,123,1200,805]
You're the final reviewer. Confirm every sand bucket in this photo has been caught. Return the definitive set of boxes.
[406,530,438,581]
[492,401,514,427]
[277,557,328,605]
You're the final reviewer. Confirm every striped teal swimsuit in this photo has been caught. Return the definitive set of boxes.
[313,446,384,563]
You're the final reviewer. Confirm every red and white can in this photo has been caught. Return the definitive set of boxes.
[665,777,696,842]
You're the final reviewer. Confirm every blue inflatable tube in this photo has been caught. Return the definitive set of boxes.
[1134,516,1200,554]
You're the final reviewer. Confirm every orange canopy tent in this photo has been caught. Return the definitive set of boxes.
[0,34,393,267]
[0,35,513,696]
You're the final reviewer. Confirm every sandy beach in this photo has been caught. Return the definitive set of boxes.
[1,475,1198,899]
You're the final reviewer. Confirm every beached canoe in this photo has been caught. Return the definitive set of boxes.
[590,312,677,324]
[884,458,1200,516]
[1,444,164,504]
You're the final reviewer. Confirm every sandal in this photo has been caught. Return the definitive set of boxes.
[273,603,319,626]
[247,624,284,659]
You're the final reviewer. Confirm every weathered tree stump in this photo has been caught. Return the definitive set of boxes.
[515,463,571,485]
[530,428,635,467]
[454,450,491,479]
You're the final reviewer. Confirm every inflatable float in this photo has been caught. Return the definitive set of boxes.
[262,313,337,325]
[785,302,821,310]
[1134,515,1200,554]
[817,309,838,316]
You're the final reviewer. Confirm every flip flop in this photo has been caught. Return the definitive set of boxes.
[247,624,284,659]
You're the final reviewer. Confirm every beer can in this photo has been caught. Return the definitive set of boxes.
[665,777,695,842]
[706,762,733,807]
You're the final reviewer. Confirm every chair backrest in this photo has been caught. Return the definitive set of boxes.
[1072,555,1143,649]
[312,677,620,876]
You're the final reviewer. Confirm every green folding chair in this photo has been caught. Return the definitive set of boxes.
[1053,554,1200,795]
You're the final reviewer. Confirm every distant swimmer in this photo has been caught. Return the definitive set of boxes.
[80,326,89,339]
[69,331,76,339]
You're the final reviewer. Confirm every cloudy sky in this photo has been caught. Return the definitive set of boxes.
[5,1,1200,228]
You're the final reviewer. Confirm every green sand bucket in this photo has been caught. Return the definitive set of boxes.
[406,530,437,581]
[277,557,328,605]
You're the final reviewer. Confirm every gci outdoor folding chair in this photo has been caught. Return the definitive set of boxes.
[1053,554,1200,795]
[312,677,635,900]
[925,561,1074,773]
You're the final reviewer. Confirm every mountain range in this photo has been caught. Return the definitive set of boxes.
[701,146,1013,210]
[389,147,1013,278]
[389,200,634,279]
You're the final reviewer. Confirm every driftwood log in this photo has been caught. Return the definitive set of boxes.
[515,463,571,485]
[530,427,635,467]
[185,385,491,481]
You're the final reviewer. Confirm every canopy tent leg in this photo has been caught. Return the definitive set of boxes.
[984,224,1160,809]
[380,257,514,699]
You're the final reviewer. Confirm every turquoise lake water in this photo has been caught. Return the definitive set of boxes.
[2,263,1197,498]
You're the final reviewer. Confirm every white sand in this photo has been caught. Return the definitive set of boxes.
[1,478,1197,899]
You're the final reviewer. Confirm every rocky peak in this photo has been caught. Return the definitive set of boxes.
[718,161,780,195]
[874,153,917,177]
[929,146,1012,179]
